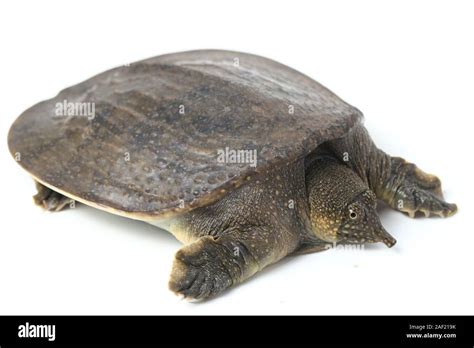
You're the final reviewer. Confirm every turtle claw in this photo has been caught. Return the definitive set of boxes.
[406,210,416,218]
[398,185,457,219]
[435,203,458,218]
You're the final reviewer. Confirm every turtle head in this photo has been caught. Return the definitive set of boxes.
[307,157,396,248]
[337,190,396,247]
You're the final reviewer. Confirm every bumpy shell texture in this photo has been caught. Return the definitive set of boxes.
[8,50,362,219]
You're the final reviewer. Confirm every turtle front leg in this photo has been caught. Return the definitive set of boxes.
[169,226,282,300]
[33,181,75,212]
[379,158,457,218]
[324,124,457,218]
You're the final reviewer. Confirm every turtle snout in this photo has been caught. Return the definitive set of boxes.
[381,234,397,248]
[377,225,397,248]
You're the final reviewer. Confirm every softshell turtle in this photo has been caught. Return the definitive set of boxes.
[8,50,457,300]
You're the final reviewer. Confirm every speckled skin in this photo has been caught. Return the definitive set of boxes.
[166,124,455,299]
[306,156,396,247]
[168,159,312,298]
[323,125,457,219]
[8,50,457,300]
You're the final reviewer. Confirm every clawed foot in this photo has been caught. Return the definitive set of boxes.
[393,164,457,218]
[33,181,74,212]
[169,236,235,301]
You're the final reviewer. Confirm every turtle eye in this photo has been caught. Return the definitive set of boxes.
[349,210,358,220]
[348,204,362,221]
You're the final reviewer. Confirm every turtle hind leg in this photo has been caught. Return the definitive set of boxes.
[381,158,457,218]
[33,181,75,212]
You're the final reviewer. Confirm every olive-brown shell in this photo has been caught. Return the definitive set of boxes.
[8,50,362,219]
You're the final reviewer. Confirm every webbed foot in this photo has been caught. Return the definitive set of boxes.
[33,181,74,212]
[169,236,235,300]
[385,159,457,218]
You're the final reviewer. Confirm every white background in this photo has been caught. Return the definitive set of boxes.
[0,0,472,315]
